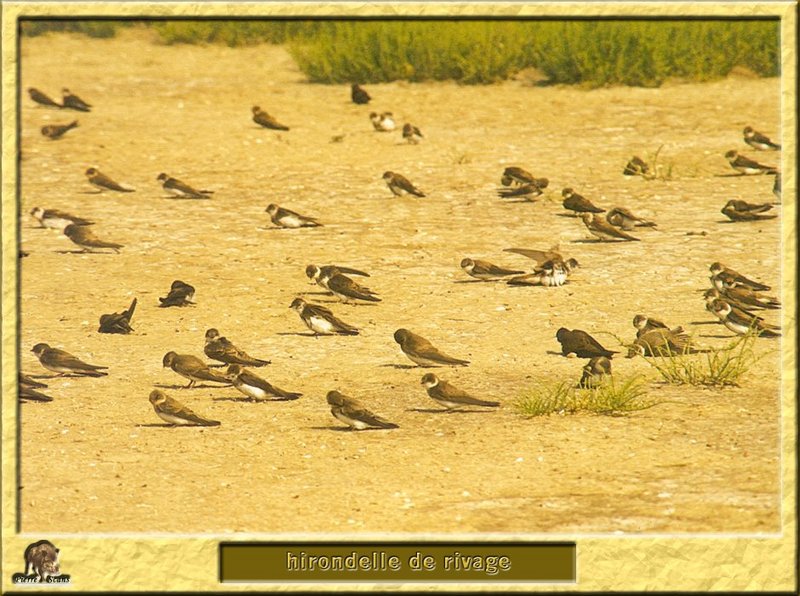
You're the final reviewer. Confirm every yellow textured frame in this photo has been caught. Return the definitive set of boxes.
[1,2,796,592]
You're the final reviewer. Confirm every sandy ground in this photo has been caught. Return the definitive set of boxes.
[17,31,781,534]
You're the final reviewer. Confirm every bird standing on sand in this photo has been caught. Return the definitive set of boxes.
[265,204,322,228]
[61,88,91,112]
[31,343,108,377]
[556,328,617,358]
[225,364,301,401]
[562,188,604,215]
[290,298,360,336]
[204,329,271,367]
[85,167,135,192]
[162,351,231,388]
[721,199,776,222]
[351,84,371,104]
[460,258,524,281]
[157,173,214,199]
[743,126,780,151]
[383,171,425,197]
[394,329,469,367]
[327,390,398,430]
[420,373,499,410]
[149,390,220,426]
[62,223,123,253]
[158,280,195,307]
[41,121,78,140]
[724,150,777,175]
[28,87,61,107]
[252,106,289,130]
[581,213,640,241]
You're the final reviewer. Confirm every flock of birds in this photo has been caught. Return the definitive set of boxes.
[20,79,781,430]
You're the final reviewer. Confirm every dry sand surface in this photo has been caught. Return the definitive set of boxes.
[17,31,782,534]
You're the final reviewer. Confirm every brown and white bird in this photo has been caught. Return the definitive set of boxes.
[507,260,569,287]
[305,264,369,289]
[19,384,54,403]
[420,373,499,410]
[709,299,780,338]
[149,390,220,426]
[204,329,271,367]
[225,364,301,401]
[632,314,684,339]
[500,167,535,186]
[98,298,137,334]
[85,167,135,192]
[290,297,359,335]
[319,268,380,303]
[402,123,423,144]
[394,329,469,367]
[627,328,709,357]
[743,126,780,151]
[623,156,649,176]
[460,258,524,281]
[326,390,398,430]
[351,84,371,105]
[158,280,195,307]
[30,207,93,229]
[265,204,322,228]
[709,263,770,292]
[581,213,640,241]
[715,274,780,309]
[724,150,777,175]
[252,106,289,130]
[721,199,776,222]
[370,111,395,132]
[62,223,123,253]
[61,88,91,112]
[577,356,612,388]
[497,178,548,200]
[606,207,657,230]
[562,188,604,215]
[383,171,425,197]
[556,328,617,358]
[31,343,108,377]
[162,351,231,388]
[28,87,61,107]
[157,173,213,199]
[41,121,78,140]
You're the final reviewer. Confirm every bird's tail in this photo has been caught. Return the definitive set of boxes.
[124,298,137,319]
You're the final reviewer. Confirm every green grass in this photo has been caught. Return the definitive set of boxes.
[20,20,130,39]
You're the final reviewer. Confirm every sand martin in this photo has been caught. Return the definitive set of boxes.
[402,123,424,144]
[709,299,780,338]
[19,373,48,389]
[30,207,93,229]
[61,88,91,112]
[420,373,499,410]
[62,223,122,253]
[709,263,770,292]
[562,188,605,215]
[556,328,617,358]
[156,173,213,199]
[743,126,780,151]
[717,278,780,310]
[497,178,549,200]
[306,264,369,292]
[394,329,469,367]
[225,364,301,401]
[326,390,398,430]
[85,167,135,192]
[623,156,649,176]
[320,268,381,303]
[507,260,568,287]
[265,203,322,228]
[98,298,137,334]
[370,112,396,132]
[290,297,359,335]
[162,351,231,388]
[721,199,776,222]
[31,343,108,376]
[41,121,78,140]
[28,87,61,108]
[632,314,684,339]
[606,207,657,230]
[500,167,535,186]
[503,246,572,268]
[383,171,425,197]
[19,384,54,402]
[149,390,220,426]
[578,356,612,388]
[252,106,289,130]
[703,289,759,320]
[724,150,777,175]
[159,280,195,307]
[627,328,709,357]
[581,213,640,241]
[204,328,271,367]
[460,258,524,281]
[351,83,371,104]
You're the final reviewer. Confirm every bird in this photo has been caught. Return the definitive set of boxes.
[581,213,640,241]
[41,121,78,140]
[503,245,575,269]
[62,223,122,253]
[606,207,657,230]
[326,390,398,430]
[721,199,776,222]
[382,171,425,197]
[30,207,93,229]
[19,372,48,389]
[703,287,755,317]
[506,260,569,287]
[251,106,289,130]
[61,88,91,112]
[265,204,322,228]
[162,351,231,388]
[500,166,535,186]
[717,276,780,309]
[627,328,709,357]
[402,123,423,144]
[149,390,220,426]
[420,373,499,410]
[19,384,54,402]
[28,87,61,107]
[632,314,684,339]
[305,264,369,289]
[709,263,770,292]
[743,126,780,151]
[394,329,469,367]
[98,298,137,334]
[158,280,195,308]
[290,298,359,335]
[724,150,777,175]
[156,173,213,199]
[85,167,135,192]
[31,343,108,377]
[623,156,650,176]
[562,188,605,215]
[460,258,524,281]
[577,356,612,388]
[556,328,618,358]
[204,328,271,367]
[709,299,780,338]
[319,268,381,303]
[370,112,395,132]
[351,83,371,104]
[497,178,549,200]
[225,364,301,401]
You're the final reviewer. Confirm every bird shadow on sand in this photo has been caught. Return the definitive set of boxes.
[136,423,187,428]
[555,213,581,218]
[276,331,327,337]
[690,320,719,326]
[79,190,104,194]
[545,350,566,356]
[453,279,491,284]
[713,173,748,177]
[212,396,262,403]
[54,249,111,254]
[378,363,419,369]
[153,382,230,390]
[309,425,396,432]
[299,290,335,296]
[407,407,492,414]
[162,195,211,200]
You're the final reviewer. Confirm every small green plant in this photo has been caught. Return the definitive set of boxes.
[514,380,577,417]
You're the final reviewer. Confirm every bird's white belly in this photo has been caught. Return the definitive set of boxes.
[308,316,335,334]
[157,411,194,425]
